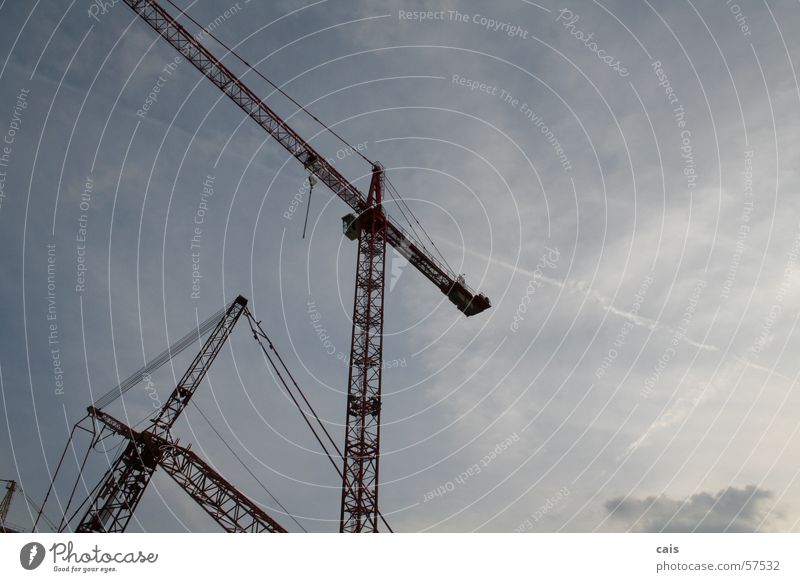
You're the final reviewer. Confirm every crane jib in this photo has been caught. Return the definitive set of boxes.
[122,0,490,317]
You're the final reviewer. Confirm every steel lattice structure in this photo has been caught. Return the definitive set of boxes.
[75,296,256,532]
[85,0,492,532]
[84,408,285,533]
[339,167,387,532]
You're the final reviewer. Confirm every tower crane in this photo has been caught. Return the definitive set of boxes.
[71,295,285,532]
[112,0,491,533]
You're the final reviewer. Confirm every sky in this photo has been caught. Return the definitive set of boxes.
[1,0,799,533]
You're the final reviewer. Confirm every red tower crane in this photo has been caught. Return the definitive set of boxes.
[71,296,286,532]
[113,0,491,533]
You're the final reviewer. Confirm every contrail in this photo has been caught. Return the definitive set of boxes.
[735,358,796,384]
[442,240,717,351]
[620,342,785,458]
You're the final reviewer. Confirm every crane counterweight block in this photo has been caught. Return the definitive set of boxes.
[447,283,491,316]
[344,211,490,316]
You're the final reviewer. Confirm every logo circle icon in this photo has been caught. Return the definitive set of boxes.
[20,542,46,570]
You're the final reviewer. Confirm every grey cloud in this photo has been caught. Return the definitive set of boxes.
[605,485,775,532]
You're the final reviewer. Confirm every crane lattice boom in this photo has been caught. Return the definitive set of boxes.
[88,407,286,533]
[120,0,489,316]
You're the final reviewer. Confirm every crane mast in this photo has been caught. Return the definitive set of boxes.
[115,0,491,532]
[339,166,386,532]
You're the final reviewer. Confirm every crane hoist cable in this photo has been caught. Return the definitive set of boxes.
[34,419,89,531]
[244,311,342,469]
[302,174,316,239]
[163,0,374,167]
[13,488,60,532]
[243,309,394,532]
[58,461,114,532]
[57,432,95,532]
[189,401,308,532]
[39,413,146,532]
[384,175,456,277]
[385,186,428,254]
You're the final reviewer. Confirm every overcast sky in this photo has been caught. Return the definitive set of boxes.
[1,0,799,533]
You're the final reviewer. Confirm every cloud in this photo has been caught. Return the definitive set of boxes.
[605,485,775,532]
[621,330,780,458]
